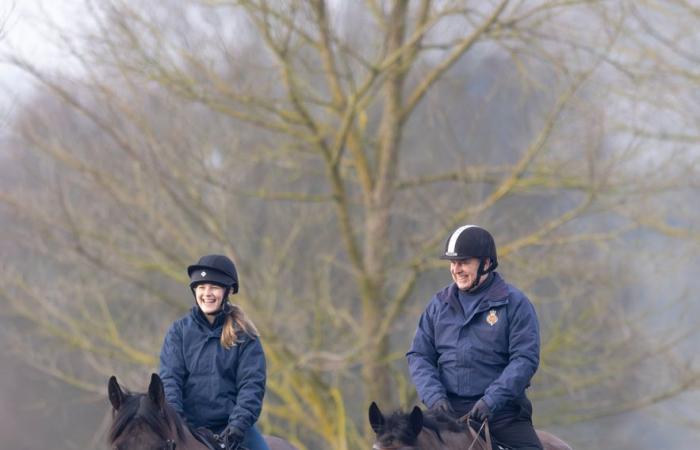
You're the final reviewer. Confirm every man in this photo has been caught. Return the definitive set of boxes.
[407,225,543,449]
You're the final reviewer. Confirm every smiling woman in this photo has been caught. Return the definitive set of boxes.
[158,254,269,450]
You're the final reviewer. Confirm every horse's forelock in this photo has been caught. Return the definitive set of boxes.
[109,392,186,444]
[375,410,422,445]
[108,393,139,444]
[376,408,467,447]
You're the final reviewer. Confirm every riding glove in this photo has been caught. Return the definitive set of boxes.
[220,425,245,450]
[431,398,456,417]
[468,398,491,422]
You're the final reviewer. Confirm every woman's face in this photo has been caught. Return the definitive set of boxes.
[194,283,226,316]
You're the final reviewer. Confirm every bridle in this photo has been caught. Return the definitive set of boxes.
[463,417,492,450]
[372,444,417,450]
[111,438,175,450]
[371,418,492,450]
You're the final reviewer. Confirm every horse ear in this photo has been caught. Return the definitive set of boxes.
[108,376,124,411]
[409,406,423,435]
[368,401,385,434]
[148,373,165,410]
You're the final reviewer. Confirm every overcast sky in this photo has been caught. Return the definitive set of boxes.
[1,0,83,114]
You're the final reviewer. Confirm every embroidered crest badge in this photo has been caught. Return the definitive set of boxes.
[486,309,498,326]
[200,271,207,277]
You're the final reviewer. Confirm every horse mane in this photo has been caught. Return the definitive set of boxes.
[380,407,468,445]
[422,409,468,435]
[108,387,186,445]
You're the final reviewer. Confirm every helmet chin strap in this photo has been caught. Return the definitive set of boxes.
[466,258,487,291]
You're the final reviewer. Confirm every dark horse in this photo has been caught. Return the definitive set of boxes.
[368,402,571,450]
[108,373,298,450]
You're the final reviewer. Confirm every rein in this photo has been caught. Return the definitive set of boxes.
[372,445,417,450]
[459,415,492,450]
[371,417,492,450]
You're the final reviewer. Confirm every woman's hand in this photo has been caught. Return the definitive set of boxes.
[220,425,244,450]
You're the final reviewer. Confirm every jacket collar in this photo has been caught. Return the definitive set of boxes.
[437,271,509,313]
[191,302,230,329]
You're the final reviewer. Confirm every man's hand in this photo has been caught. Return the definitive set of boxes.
[220,425,245,450]
[468,398,491,422]
[431,398,456,417]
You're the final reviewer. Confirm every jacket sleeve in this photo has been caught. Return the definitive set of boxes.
[159,322,187,416]
[406,301,446,408]
[482,294,540,412]
[228,335,266,432]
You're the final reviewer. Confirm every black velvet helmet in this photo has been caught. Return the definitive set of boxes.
[187,254,239,294]
[440,225,498,271]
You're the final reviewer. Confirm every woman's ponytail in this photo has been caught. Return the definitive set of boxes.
[221,304,259,349]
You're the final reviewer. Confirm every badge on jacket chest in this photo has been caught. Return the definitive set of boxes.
[486,309,498,326]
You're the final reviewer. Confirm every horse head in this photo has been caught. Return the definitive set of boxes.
[368,401,574,450]
[108,373,190,450]
[107,374,300,450]
[368,402,423,450]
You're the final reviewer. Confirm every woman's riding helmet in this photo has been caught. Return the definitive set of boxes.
[187,254,239,294]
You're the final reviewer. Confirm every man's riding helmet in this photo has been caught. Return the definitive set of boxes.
[441,225,498,289]
[187,254,239,294]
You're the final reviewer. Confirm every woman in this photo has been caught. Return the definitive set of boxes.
[159,254,269,450]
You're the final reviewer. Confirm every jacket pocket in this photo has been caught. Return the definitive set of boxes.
[439,363,469,396]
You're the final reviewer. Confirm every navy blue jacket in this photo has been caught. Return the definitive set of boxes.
[407,272,539,414]
[159,305,266,433]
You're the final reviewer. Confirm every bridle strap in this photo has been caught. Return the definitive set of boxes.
[459,416,492,450]
[372,444,417,450]
[470,419,491,450]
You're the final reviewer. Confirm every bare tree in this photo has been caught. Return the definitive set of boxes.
[1,1,699,448]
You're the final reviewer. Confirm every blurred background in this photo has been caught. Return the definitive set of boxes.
[1,1,699,449]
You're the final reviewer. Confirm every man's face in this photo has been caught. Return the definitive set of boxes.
[194,283,226,315]
[450,258,486,291]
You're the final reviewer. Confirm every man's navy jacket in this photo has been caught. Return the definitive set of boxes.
[407,272,540,413]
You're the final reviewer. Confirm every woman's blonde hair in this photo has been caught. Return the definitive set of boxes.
[221,303,259,349]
